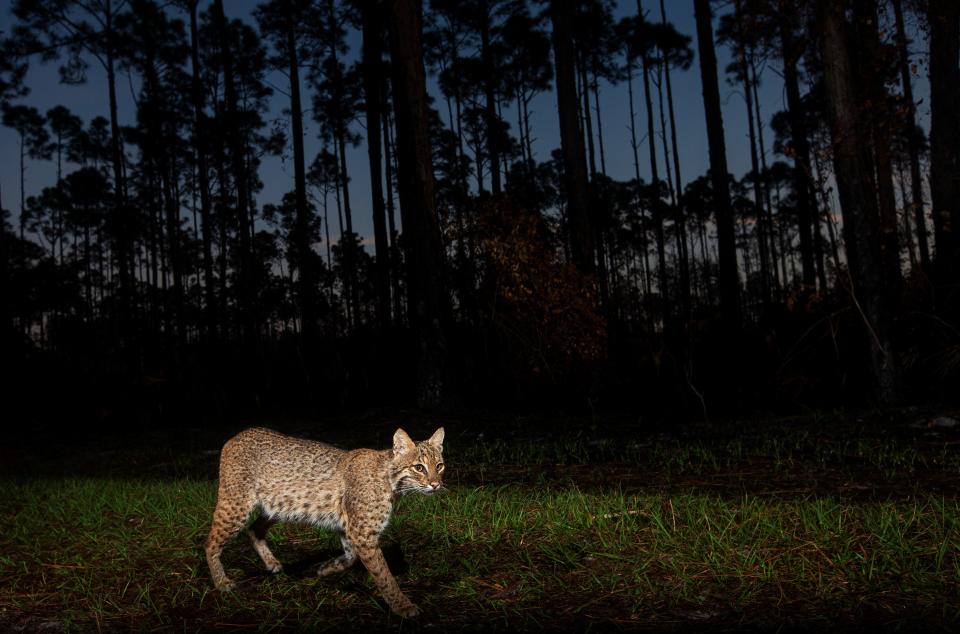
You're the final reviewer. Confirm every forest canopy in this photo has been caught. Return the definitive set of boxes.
[2,0,959,424]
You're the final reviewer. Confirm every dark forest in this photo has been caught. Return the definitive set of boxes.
[4,0,960,424]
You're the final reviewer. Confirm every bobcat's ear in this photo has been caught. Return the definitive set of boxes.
[427,427,445,450]
[393,428,415,455]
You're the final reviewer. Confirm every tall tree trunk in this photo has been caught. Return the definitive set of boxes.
[188,0,217,341]
[896,156,918,268]
[778,5,817,288]
[578,51,598,179]
[330,144,349,328]
[928,0,960,281]
[0,179,6,333]
[478,0,501,195]
[215,154,230,333]
[586,77,610,309]
[336,125,359,325]
[891,0,930,274]
[54,133,64,266]
[382,82,403,322]
[105,0,133,347]
[660,0,689,276]
[362,0,392,331]
[550,0,595,277]
[751,61,780,293]
[287,1,316,340]
[18,132,25,241]
[805,77,830,290]
[161,131,185,347]
[592,73,607,177]
[856,0,901,294]
[388,0,451,408]
[626,52,653,302]
[735,26,771,306]
[656,81,675,206]
[810,139,831,288]
[142,43,185,349]
[694,0,740,328]
[515,85,528,169]
[213,0,257,347]
[642,52,671,325]
[522,88,535,171]
[656,48,691,320]
[818,0,900,403]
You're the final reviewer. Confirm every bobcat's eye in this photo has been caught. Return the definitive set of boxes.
[436,463,444,472]
[413,464,427,474]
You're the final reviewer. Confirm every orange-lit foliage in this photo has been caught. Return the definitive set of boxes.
[471,201,606,378]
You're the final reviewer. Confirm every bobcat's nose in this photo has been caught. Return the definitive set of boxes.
[429,481,441,490]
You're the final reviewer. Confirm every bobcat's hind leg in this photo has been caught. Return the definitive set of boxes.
[248,514,282,573]
[206,491,254,591]
[318,534,357,577]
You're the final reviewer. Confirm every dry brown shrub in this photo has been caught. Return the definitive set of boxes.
[471,200,606,378]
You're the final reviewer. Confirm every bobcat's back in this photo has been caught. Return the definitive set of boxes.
[215,427,349,527]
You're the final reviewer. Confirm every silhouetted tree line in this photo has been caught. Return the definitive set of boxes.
[2,0,959,424]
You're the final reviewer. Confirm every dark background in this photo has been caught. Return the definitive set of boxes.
[3,0,960,434]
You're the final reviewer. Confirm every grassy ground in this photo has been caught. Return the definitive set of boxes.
[1,410,959,631]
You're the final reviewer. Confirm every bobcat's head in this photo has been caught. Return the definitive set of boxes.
[391,427,445,495]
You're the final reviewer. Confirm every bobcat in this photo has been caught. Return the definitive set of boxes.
[204,426,445,617]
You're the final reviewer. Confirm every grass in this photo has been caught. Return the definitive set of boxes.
[1,412,959,631]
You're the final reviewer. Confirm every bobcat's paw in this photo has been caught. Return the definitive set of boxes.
[317,558,352,577]
[392,602,420,618]
[265,561,283,574]
[214,579,236,592]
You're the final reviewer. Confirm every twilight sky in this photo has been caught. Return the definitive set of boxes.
[0,0,931,248]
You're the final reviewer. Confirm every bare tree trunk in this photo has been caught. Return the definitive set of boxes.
[213,0,257,347]
[388,0,451,407]
[896,156,918,269]
[655,40,691,320]
[578,51,598,180]
[735,28,771,306]
[550,0,595,277]
[362,0,391,331]
[592,72,607,177]
[587,68,610,310]
[811,141,837,282]
[105,0,133,347]
[891,0,930,274]
[750,61,779,294]
[778,6,817,288]
[852,0,901,296]
[18,133,25,241]
[642,52,671,326]
[818,0,900,404]
[694,0,740,328]
[286,0,317,340]
[0,180,6,333]
[928,0,960,281]
[382,84,403,323]
[478,0,500,195]
[626,53,653,302]
[188,0,217,341]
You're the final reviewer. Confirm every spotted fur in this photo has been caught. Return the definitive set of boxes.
[205,426,445,618]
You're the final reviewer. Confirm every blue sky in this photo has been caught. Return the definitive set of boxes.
[0,0,932,248]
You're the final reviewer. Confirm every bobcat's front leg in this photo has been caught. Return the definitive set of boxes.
[350,536,418,618]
